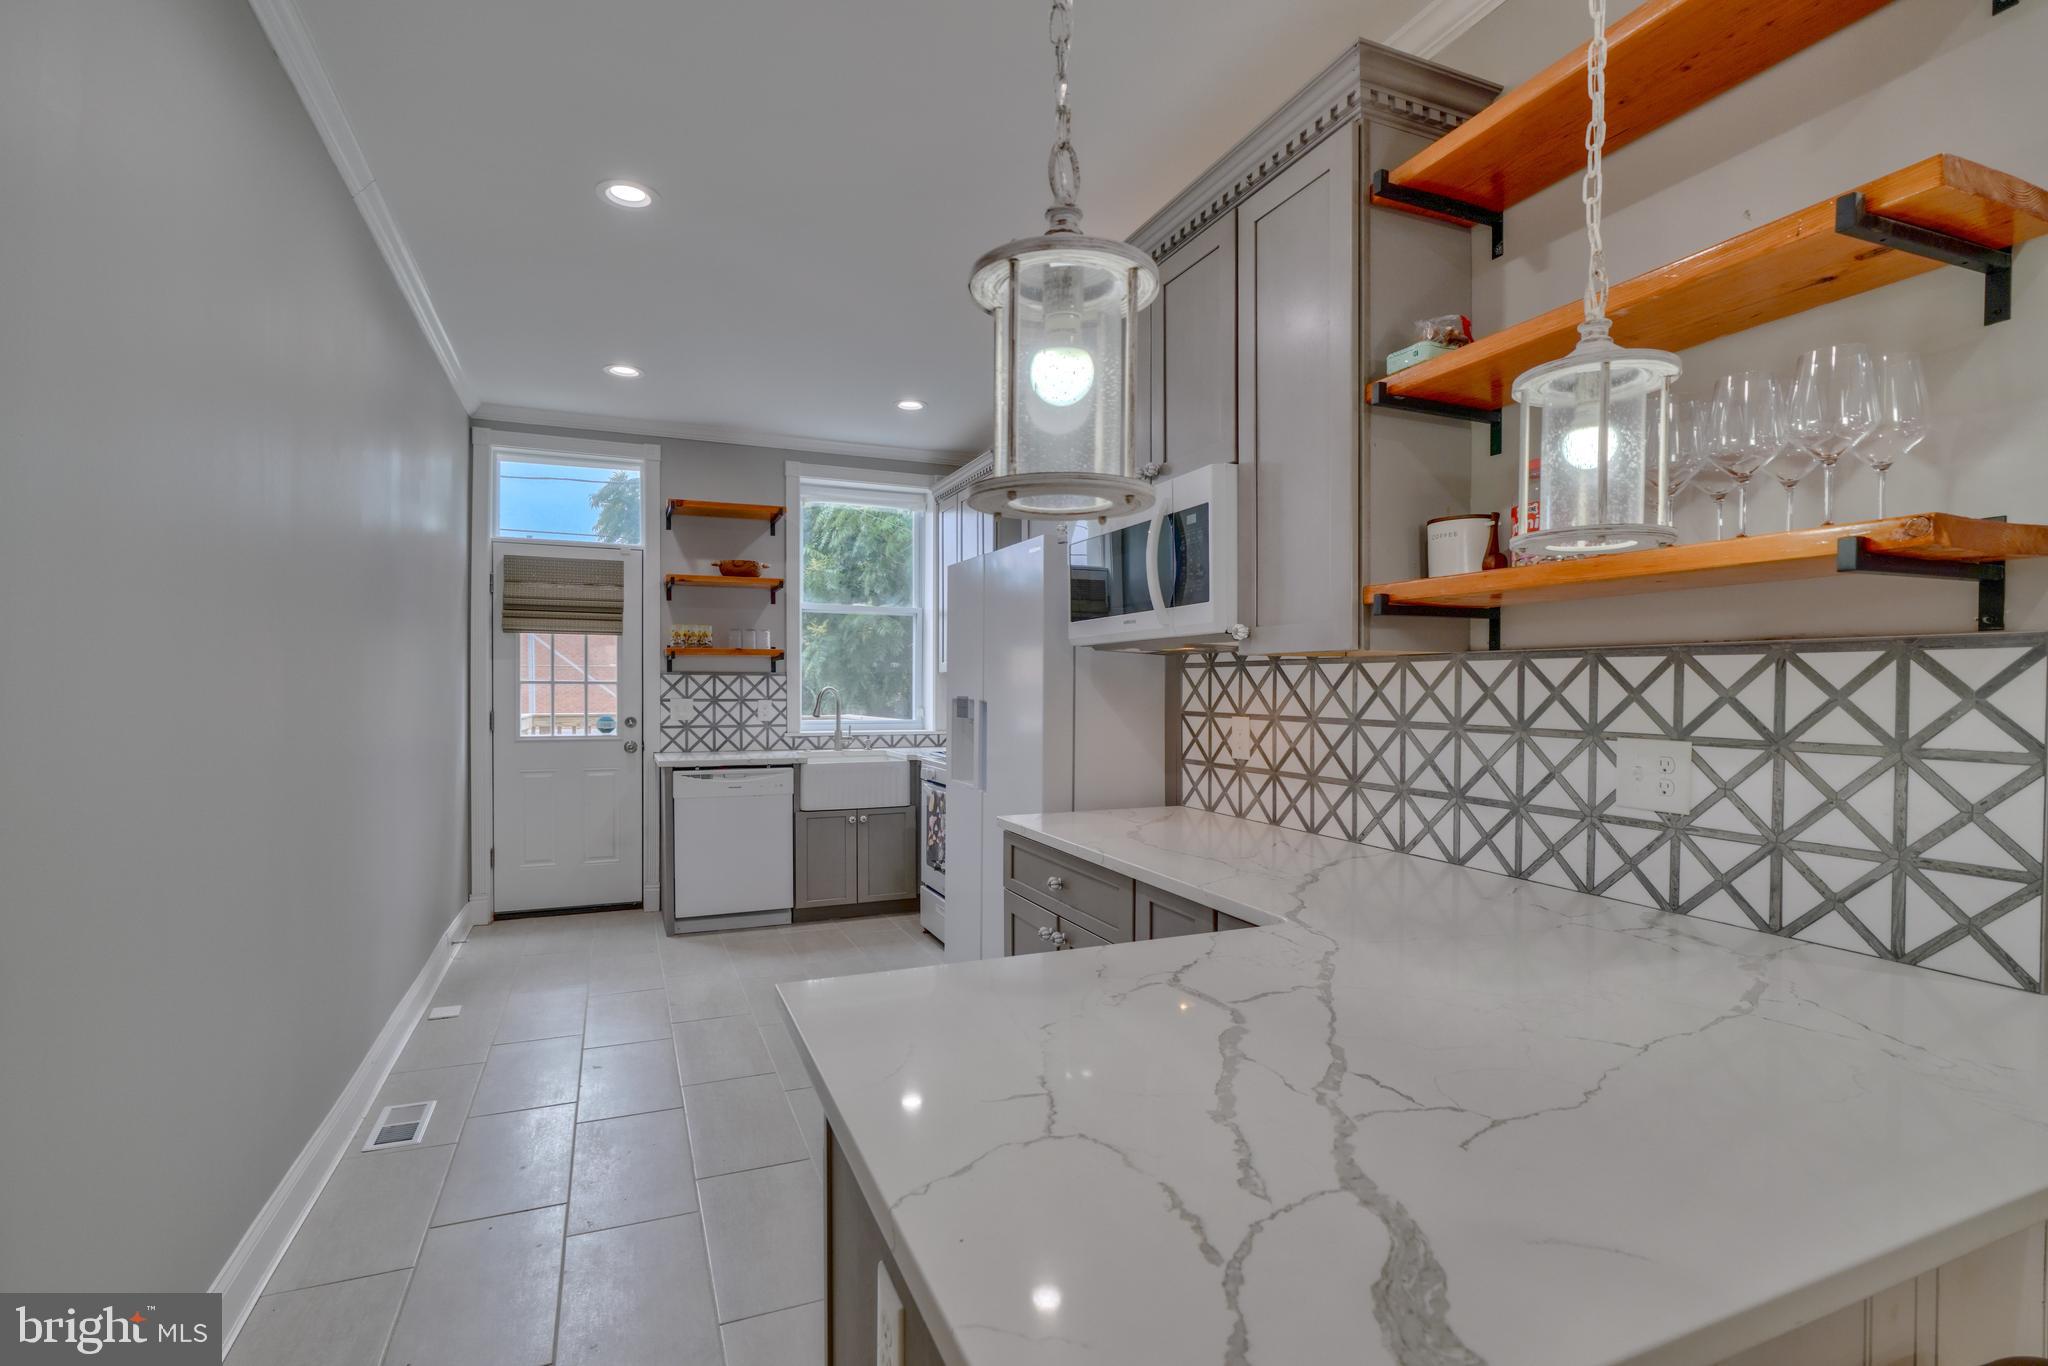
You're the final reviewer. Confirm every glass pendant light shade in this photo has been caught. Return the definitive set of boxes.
[1511,328,1680,556]
[968,239,1158,518]
[1505,0,1679,559]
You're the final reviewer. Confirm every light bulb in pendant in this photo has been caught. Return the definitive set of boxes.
[1563,424,1604,471]
[1029,346,1095,407]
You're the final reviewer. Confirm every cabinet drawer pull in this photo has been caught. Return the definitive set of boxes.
[1046,875,1065,892]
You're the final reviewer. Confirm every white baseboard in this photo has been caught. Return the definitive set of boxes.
[211,902,472,1354]
[462,893,492,936]
[643,883,661,913]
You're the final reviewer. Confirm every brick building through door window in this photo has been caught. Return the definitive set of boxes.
[517,632,620,736]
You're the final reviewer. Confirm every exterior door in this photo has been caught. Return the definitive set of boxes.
[491,544,644,913]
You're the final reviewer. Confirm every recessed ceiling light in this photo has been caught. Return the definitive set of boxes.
[604,364,642,379]
[600,181,654,208]
[896,398,926,411]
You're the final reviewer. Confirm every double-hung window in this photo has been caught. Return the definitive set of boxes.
[787,470,934,735]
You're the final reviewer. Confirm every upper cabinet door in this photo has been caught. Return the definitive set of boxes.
[1236,127,1360,655]
[1151,212,1238,476]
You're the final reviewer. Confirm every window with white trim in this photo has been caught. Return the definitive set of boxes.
[789,474,933,733]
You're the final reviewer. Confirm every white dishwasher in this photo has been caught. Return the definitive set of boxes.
[672,767,794,926]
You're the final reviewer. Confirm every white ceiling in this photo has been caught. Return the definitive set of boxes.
[287,0,1465,459]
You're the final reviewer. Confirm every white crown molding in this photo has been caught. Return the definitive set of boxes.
[246,0,477,411]
[471,403,976,467]
[1385,0,1514,58]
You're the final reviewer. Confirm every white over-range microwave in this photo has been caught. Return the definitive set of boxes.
[1067,463,1247,648]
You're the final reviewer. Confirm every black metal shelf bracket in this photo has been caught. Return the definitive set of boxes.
[1370,593,1503,650]
[1834,191,2016,326]
[1371,382,1504,457]
[1371,170,1505,259]
[1834,538,2007,631]
[770,510,783,536]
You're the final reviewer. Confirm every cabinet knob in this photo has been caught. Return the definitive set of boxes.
[1037,925,1054,941]
[1046,875,1064,892]
[1049,930,1068,949]
[846,815,856,824]
[859,814,869,824]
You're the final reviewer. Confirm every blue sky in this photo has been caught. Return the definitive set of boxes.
[498,459,635,542]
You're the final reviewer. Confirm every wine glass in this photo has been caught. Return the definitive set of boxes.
[1767,382,1820,531]
[1710,372,1780,538]
[1786,345,1879,525]
[1854,353,1928,519]
[1674,400,1731,540]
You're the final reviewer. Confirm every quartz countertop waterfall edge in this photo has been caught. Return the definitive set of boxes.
[777,806,2048,1366]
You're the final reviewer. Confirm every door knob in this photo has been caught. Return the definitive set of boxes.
[623,716,638,729]
[623,740,639,753]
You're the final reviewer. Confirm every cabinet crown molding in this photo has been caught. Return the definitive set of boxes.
[1126,40,1498,265]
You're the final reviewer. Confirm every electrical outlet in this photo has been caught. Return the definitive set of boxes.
[1614,738,1694,814]
[1226,715,1256,764]
[875,1266,905,1366]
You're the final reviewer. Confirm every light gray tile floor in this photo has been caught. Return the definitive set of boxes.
[233,906,939,1366]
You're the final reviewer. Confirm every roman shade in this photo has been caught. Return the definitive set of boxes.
[499,554,624,634]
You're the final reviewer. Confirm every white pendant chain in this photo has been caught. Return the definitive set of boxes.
[1045,0,1082,233]
[1579,0,1610,335]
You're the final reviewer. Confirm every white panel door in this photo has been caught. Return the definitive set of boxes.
[491,545,644,913]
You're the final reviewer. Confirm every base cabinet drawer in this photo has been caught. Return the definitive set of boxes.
[1138,883,1217,938]
[1006,891,1111,955]
[1004,835,1134,942]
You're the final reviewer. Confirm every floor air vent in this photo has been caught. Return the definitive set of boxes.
[362,1100,436,1151]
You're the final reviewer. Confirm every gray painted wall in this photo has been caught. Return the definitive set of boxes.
[0,0,470,1290]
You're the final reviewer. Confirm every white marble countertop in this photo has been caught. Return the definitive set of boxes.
[780,806,2048,1366]
[654,747,941,767]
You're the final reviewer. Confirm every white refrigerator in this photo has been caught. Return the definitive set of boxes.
[944,537,1164,961]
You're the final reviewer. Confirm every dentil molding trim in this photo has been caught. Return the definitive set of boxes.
[1125,40,1499,264]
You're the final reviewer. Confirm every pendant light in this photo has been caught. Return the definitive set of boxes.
[1510,0,1679,558]
[966,0,1159,520]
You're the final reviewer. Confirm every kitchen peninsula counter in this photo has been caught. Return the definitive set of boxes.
[779,806,2048,1365]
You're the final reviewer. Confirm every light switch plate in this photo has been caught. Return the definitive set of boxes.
[670,698,698,723]
[1614,738,1694,814]
[1226,716,1256,764]
[875,1266,905,1366]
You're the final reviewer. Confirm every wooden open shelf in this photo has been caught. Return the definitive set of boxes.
[664,646,784,674]
[665,499,784,534]
[1374,156,2048,415]
[1374,0,1896,229]
[1365,515,2048,645]
[664,573,783,603]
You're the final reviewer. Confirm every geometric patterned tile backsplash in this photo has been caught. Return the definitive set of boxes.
[658,671,945,754]
[1178,635,2048,992]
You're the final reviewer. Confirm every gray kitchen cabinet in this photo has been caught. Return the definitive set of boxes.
[1217,911,1257,932]
[1148,211,1237,475]
[796,805,915,910]
[1137,882,1216,938]
[856,807,918,902]
[1236,126,1360,654]
[1006,890,1110,955]
[794,811,859,909]
[1123,44,1497,655]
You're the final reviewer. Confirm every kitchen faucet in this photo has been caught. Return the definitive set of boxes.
[811,686,847,750]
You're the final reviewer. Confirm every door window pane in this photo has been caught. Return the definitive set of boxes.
[799,612,914,722]
[495,454,642,545]
[517,632,620,737]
